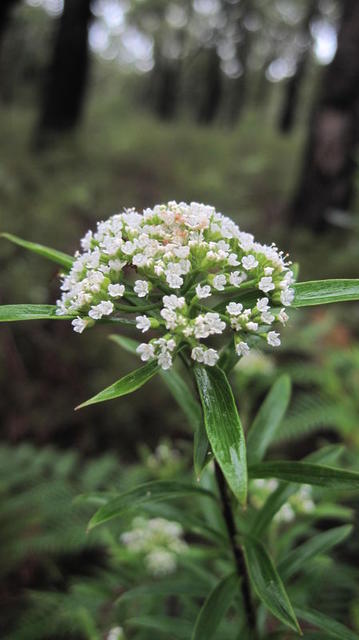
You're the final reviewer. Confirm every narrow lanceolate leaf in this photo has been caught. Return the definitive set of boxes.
[76,360,159,409]
[1,232,73,270]
[250,445,345,537]
[292,279,359,307]
[247,375,291,465]
[295,607,359,640]
[242,536,301,634]
[278,524,353,580]
[0,304,74,322]
[192,572,238,640]
[110,334,209,475]
[249,461,359,490]
[194,365,247,506]
[126,616,193,640]
[88,480,215,529]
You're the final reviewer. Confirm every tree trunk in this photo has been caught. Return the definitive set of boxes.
[197,47,222,124]
[226,0,251,126]
[278,0,318,134]
[154,59,180,121]
[290,0,359,230]
[0,0,19,46]
[37,0,92,139]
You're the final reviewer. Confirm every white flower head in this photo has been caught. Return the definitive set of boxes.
[57,201,294,369]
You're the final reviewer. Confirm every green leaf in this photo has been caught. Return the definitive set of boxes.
[162,367,209,477]
[242,536,301,634]
[0,304,74,322]
[249,461,359,490]
[88,480,215,529]
[295,607,359,640]
[278,524,353,580]
[194,365,247,506]
[75,360,159,409]
[1,232,73,269]
[292,280,359,307]
[109,334,139,355]
[250,446,345,536]
[247,375,291,465]
[126,616,193,640]
[191,572,238,640]
[118,579,207,603]
[110,334,210,475]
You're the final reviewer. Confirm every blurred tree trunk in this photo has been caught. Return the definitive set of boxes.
[278,0,318,133]
[0,0,19,48]
[290,0,359,230]
[226,0,250,125]
[197,47,222,124]
[153,58,180,121]
[36,0,92,140]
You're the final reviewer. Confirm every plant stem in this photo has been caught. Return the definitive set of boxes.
[214,461,257,635]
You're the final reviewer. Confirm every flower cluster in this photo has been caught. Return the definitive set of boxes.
[120,516,187,577]
[251,479,315,523]
[57,202,295,369]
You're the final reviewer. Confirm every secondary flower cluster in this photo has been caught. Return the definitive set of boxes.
[120,516,187,577]
[251,479,315,523]
[56,202,295,369]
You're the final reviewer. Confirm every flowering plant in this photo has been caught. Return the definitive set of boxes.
[2,201,359,638]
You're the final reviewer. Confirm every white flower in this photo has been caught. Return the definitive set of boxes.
[256,297,269,312]
[191,346,205,363]
[196,284,211,299]
[158,352,172,370]
[88,301,114,319]
[259,276,275,293]
[108,283,125,297]
[226,302,243,316]
[280,288,294,306]
[278,308,289,324]
[213,274,227,290]
[109,259,126,271]
[163,295,185,309]
[136,343,155,361]
[106,627,124,640]
[267,331,281,347]
[203,348,219,366]
[228,253,240,266]
[242,255,258,270]
[71,317,88,333]
[261,311,275,324]
[246,321,258,331]
[136,315,151,333]
[160,308,178,330]
[166,273,183,289]
[146,549,177,576]
[236,341,250,356]
[264,266,274,275]
[229,271,247,287]
[134,280,149,298]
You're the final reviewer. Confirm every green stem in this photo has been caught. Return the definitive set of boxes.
[214,462,257,636]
